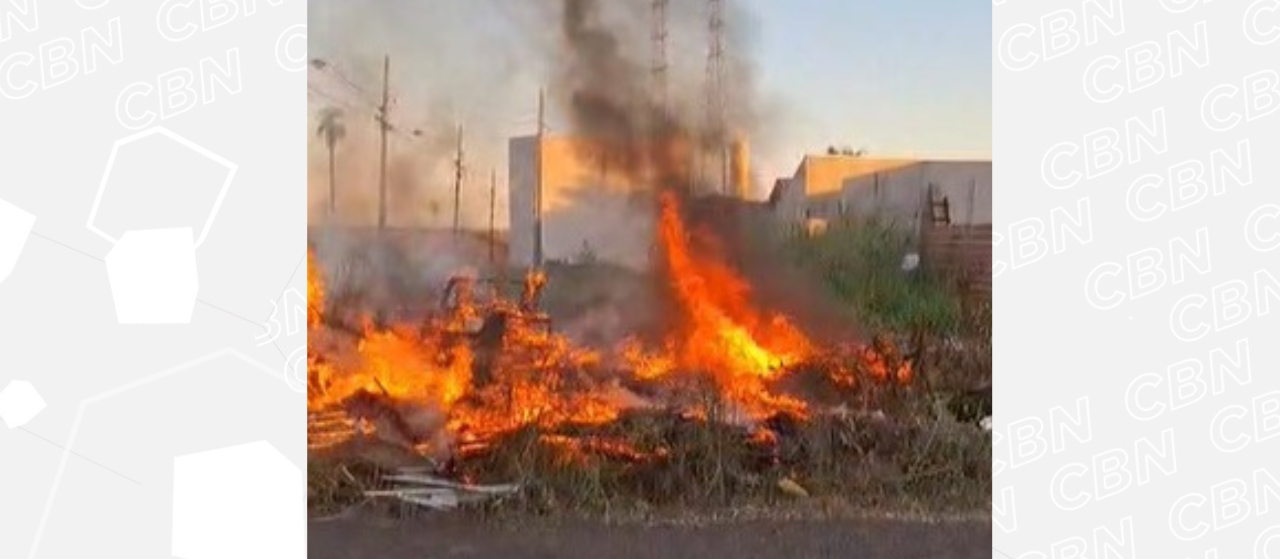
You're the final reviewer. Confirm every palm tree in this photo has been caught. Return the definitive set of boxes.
[316,107,346,217]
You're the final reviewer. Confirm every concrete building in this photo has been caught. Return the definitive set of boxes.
[769,155,992,234]
[507,134,751,269]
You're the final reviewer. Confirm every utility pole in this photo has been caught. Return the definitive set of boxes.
[533,89,545,269]
[453,124,464,236]
[489,169,496,265]
[377,54,390,230]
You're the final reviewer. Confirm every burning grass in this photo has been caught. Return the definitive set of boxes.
[306,194,990,520]
[475,399,988,512]
[309,384,991,519]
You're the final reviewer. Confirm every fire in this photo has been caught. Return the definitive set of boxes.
[648,190,812,419]
[308,325,473,412]
[359,327,473,409]
[307,247,324,327]
[307,255,624,447]
[306,191,913,456]
[444,308,620,440]
[307,249,473,414]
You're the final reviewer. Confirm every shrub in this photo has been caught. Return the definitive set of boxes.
[785,220,961,338]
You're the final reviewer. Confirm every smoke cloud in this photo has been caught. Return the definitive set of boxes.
[307,0,773,228]
[307,0,822,345]
[551,0,764,195]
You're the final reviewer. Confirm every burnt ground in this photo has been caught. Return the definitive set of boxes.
[308,512,993,559]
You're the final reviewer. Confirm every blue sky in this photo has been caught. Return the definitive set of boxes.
[743,0,991,167]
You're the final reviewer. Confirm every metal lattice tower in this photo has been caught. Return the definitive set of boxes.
[706,0,729,195]
[651,0,669,113]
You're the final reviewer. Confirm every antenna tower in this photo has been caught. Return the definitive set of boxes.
[706,0,729,195]
[651,0,670,113]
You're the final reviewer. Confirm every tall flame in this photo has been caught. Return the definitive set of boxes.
[307,247,324,327]
[650,191,812,418]
[308,192,908,452]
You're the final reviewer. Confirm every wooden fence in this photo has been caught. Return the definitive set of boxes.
[920,223,993,298]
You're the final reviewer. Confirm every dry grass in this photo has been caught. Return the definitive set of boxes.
[308,383,991,520]
[307,223,992,521]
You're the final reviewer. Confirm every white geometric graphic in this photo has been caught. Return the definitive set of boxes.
[2,0,302,555]
[0,380,47,429]
[88,126,236,324]
[28,350,296,559]
[87,126,236,249]
[172,441,303,559]
[104,228,199,324]
[0,198,36,285]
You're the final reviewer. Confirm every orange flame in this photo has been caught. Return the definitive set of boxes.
[307,248,324,328]
[647,191,813,418]
[307,192,914,454]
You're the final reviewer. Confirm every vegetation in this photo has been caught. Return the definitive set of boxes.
[309,384,991,521]
[315,107,346,216]
[452,392,990,518]
[786,219,960,337]
[784,219,989,393]
[308,220,992,521]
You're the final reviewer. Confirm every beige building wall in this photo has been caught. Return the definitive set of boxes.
[771,155,992,233]
[508,135,662,270]
[508,133,759,269]
[773,155,916,225]
[826,161,992,226]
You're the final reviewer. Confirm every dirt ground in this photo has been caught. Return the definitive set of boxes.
[308,513,993,559]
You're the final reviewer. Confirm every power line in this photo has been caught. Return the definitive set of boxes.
[307,84,367,115]
[308,81,442,149]
[331,70,378,105]
[308,56,380,107]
